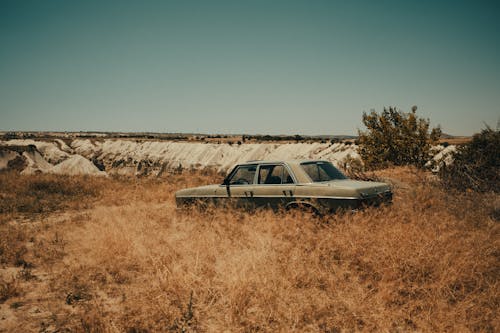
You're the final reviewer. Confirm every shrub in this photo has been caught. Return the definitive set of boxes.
[439,127,499,193]
[358,106,441,169]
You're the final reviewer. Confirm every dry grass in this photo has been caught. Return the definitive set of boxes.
[0,277,19,304]
[439,137,472,145]
[0,171,105,217]
[0,168,498,332]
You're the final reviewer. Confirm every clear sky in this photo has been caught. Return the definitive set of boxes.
[0,0,499,135]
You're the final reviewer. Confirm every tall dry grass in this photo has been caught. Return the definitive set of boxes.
[0,171,103,217]
[0,168,498,332]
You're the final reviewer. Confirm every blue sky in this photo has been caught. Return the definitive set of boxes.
[0,0,499,135]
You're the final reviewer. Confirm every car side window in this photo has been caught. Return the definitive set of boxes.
[258,164,295,184]
[229,165,256,185]
[258,165,273,184]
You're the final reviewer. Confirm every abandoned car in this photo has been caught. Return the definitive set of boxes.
[175,160,392,214]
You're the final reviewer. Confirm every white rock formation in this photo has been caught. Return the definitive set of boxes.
[0,150,18,169]
[20,149,54,175]
[51,155,106,176]
[70,139,361,175]
[4,139,70,164]
[1,139,456,177]
[426,145,457,172]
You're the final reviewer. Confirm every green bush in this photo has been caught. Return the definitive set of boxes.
[439,127,499,193]
[358,106,441,169]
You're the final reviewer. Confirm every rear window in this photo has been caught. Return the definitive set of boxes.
[301,161,347,182]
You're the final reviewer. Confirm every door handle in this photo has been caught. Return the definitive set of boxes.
[245,191,254,197]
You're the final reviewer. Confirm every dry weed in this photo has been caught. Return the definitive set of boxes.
[0,276,19,303]
[0,224,27,266]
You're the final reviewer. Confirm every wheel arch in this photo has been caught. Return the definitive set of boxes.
[285,200,322,215]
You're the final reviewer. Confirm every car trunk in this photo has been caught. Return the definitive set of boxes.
[326,179,390,196]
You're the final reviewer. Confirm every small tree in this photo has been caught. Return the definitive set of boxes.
[358,106,441,169]
[439,127,499,193]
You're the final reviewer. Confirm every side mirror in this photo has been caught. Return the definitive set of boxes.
[223,178,229,186]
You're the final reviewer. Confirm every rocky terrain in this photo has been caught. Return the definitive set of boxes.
[0,139,457,177]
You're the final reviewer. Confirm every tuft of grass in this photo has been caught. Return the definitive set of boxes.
[17,268,37,281]
[169,291,197,332]
[0,276,19,303]
[0,224,27,266]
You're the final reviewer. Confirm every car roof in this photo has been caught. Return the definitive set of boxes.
[243,159,327,166]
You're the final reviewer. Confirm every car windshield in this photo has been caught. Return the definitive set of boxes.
[301,161,347,182]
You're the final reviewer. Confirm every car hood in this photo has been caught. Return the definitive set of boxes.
[326,179,391,196]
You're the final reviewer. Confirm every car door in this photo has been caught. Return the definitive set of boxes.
[216,164,257,208]
[251,163,296,210]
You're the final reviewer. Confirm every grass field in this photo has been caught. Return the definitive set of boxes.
[0,168,498,332]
